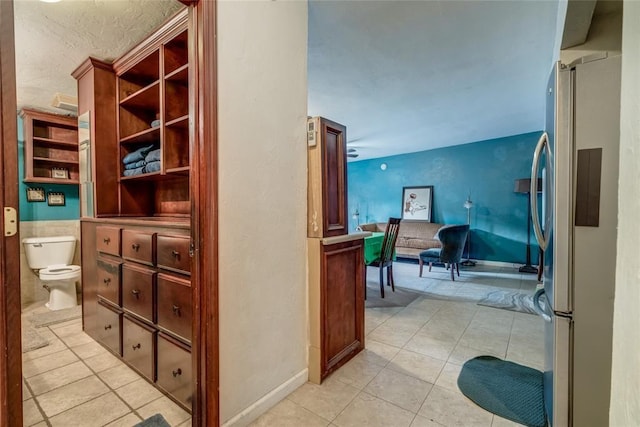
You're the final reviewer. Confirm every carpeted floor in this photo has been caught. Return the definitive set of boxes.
[29,305,82,328]
[21,326,48,353]
[22,305,82,352]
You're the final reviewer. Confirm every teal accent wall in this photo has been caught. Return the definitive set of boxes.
[18,116,80,221]
[347,131,543,264]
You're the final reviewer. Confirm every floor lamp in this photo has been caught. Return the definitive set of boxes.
[461,195,476,266]
[514,178,542,274]
[352,209,362,231]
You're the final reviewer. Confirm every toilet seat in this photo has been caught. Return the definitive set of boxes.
[39,264,81,281]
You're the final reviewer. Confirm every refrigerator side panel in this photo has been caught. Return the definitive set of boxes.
[543,63,556,311]
[571,55,621,427]
[550,64,573,315]
[545,315,571,427]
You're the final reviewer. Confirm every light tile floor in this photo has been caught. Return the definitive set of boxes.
[252,262,545,427]
[21,263,543,427]
[21,305,191,427]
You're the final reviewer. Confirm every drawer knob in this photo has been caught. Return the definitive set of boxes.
[131,289,140,299]
[172,368,182,377]
[172,305,181,316]
[104,324,112,330]
[172,250,180,258]
[132,343,141,350]
[103,237,110,244]
[103,278,111,285]
[131,243,140,251]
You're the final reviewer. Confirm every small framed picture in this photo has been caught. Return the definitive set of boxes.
[51,167,69,179]
[47,192,66,206]
[26,187,45,202]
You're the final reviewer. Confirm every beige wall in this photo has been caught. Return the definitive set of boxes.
[217,1,309,425]
[610,2,640,425]
[19,220,81,308]
[561,6,622,64]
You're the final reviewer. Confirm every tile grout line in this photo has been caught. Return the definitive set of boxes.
[400,299,459,416]
[358,300,453,422]
[48,319,191,425]
[325,321,400,424]
[27,321,94,424]
[33,320,144,425]
[22,378,51,427]
[60,330,149,425]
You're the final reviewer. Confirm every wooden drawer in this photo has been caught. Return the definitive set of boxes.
[123,315,156,382]
[122,229,156,266]
[122,263,156,323]
[157,235,191,275]
[96,226,121,256]
[157,274,192,343]
[97,258,121,306]
[157,333,192,411]
[97,301,121,356]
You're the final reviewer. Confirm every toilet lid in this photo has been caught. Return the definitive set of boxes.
[40,264,81,276]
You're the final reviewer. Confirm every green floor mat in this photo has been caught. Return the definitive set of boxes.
[457,355,546,427]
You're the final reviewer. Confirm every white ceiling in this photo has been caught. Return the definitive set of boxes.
[308,0,563,160]
[14,0,182,114]
[14,0,563,161]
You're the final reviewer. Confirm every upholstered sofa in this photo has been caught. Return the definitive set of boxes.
[359,221,444,259]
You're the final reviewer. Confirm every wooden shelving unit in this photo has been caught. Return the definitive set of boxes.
[113,18,190,217]
[20,108,79,185]
[77,8,193,414]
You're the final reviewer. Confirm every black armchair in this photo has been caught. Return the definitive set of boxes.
[418,224,469,281]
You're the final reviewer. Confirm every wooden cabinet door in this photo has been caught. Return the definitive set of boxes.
[96,226,121,256]
[320,118,347,237]
[122,263,156,323]
[122,230,156,266]
[321,239,364,379]
[157,235,191,275]
[307,117,348,238]
[122,315,156,382]
[97,258,121,306]
[157,333,192,410]
[97,301,122,356]
[157,273,192,343]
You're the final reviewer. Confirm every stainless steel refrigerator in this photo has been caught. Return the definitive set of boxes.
[530,53,621,427]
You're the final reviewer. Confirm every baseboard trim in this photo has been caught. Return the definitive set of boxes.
[222,368,308,427]
[396,258,534,269]
[473,259,538,269]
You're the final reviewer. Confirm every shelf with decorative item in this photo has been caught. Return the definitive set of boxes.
[21,108,79,185]
[24,177,79,185]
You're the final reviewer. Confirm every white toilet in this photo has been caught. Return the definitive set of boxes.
[22,236,81,311]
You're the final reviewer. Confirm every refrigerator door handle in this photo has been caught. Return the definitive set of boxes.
[533,288,552,322]
[531,132,550,250]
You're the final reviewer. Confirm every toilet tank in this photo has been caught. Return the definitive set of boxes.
[22,236,76,269]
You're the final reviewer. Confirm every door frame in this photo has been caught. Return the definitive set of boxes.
[0,1,219,425]
[0,0,23,425]
[192,0,219,425]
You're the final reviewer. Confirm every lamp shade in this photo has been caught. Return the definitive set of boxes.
[514,178,542,194]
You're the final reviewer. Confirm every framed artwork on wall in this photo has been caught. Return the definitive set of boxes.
[47,192,66,206]
[401,186,433,222]
[26,187,45,202]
